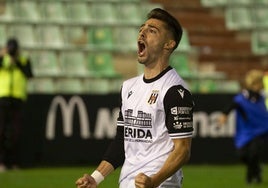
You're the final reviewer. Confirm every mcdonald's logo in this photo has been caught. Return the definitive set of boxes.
[46,95,90,140]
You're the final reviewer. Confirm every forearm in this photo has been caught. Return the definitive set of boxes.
[76,160,115,187]
[95,160,115,177]
[151,138,192,187]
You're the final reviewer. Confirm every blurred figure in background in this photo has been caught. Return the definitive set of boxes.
[218,69,268,184]
[0,38,33,172]
[263,71,268,108]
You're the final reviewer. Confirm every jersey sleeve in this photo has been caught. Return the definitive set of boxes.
[164,85,194,139]
[102,91,125,169]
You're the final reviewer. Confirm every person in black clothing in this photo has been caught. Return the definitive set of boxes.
[218,69,268,184]
[0,38,33,172]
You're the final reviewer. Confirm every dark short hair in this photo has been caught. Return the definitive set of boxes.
[147,8,182,50]
[6,37,19,50]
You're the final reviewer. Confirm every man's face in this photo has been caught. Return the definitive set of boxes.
[137,18,172,65]
[7,43,18,57]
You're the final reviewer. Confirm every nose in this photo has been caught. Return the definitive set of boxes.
[139,28,146,39]
[139,32,144,40]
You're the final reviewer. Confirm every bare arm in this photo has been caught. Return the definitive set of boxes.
[96,160,115,177]
[135,137,192,188]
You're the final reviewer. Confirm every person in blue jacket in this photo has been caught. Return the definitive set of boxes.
[218,69,268,184]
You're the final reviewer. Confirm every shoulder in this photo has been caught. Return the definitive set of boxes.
[164,85,194,107]
[234,90,248,102]
[166,85,192,99]
[120,75,142,97]
[163,68,189,90]
[124,75,141,84]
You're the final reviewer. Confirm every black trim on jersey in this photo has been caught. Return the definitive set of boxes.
[164,85,194,136]
[102,91,125,169]
[143,66,172,83]
[102,124,125,169]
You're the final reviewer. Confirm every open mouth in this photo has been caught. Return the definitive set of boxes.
[138,41,146,55]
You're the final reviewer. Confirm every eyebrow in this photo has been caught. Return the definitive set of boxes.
[139,24,160,32]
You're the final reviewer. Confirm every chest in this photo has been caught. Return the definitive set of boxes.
[123,83,164,114]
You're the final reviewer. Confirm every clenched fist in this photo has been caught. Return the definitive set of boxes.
[76,174,97,188]
[135,173,154,188]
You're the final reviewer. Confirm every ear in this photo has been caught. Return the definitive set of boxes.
[164,40,176,50]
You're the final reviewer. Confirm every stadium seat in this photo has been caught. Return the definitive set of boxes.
[55,78,85,94]
[87,52,121,78]
[38,25,64,48]
[256,0,268,5]
[28,78,56,94]
[177,29,191,53]
[188,80,199,93]
[227,0,252,5]
[252,7,268,28]
[113,27,138,52]
[31,51,61,77]
[64,26,87,46]
[91,3,117,24]
[117,3,142,25]
[0,25,7,46]
[169,53,191,78]
[198,79,217,93]
[88,27,114,50]
[200,0,228,7]
[65,2,91,24]
[140,3,163,20]
[16,1,40,22]
[40,1,66,23]
[0,1,14,21]
[217,80,240,93]
[99,0,141,1]
[60,51,88,77]
[251,30,268,55]
[8,25,36,48]
[84,78,112,94]
[225,7,253,30]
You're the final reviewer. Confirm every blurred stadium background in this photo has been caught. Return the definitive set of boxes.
[1,0,267,94]
[0,0,268,187]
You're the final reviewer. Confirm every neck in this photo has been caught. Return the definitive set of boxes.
[143,53,170,79]
[144,63,169,79]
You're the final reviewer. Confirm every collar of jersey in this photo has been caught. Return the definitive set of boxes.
[143,66,172,83]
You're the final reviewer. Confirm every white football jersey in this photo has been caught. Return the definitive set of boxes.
[117,67,194,188]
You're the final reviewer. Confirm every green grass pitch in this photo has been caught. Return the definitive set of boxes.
[0,164,267,188]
